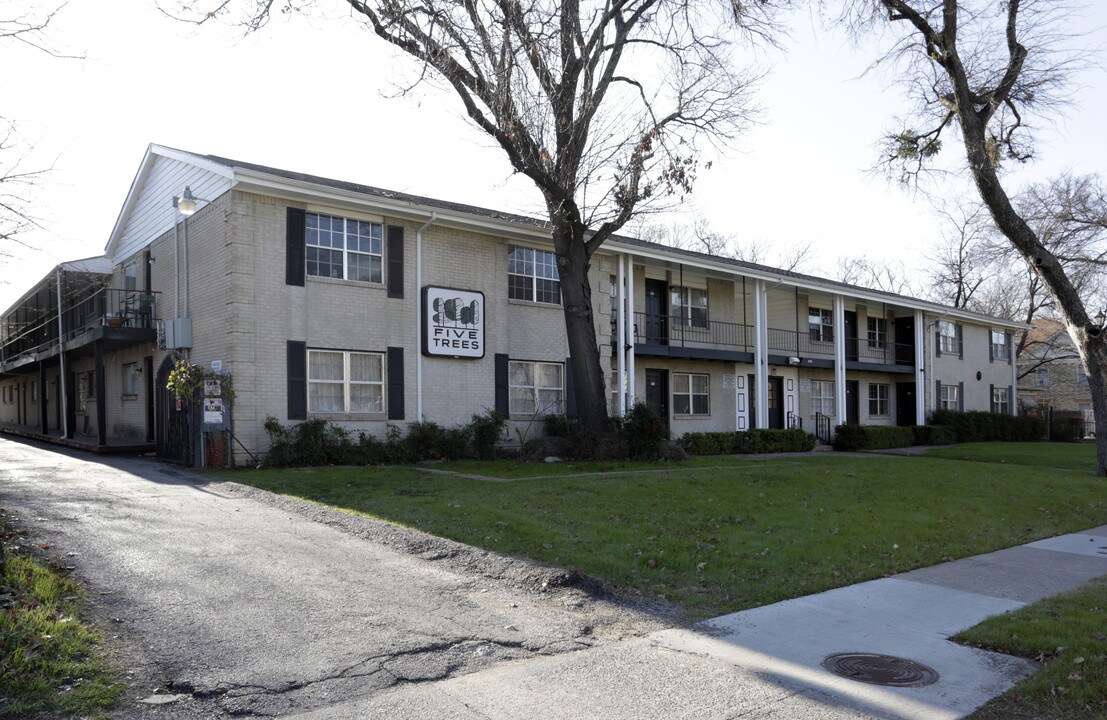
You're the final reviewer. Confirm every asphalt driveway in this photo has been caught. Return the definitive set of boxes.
[0,437,667,718]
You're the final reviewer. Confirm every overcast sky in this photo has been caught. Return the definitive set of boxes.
[2,0,1106,310]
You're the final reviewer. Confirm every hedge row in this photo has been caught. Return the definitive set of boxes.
[928,409,1046,443]
[678,428,816,456]
[831,424,956,451]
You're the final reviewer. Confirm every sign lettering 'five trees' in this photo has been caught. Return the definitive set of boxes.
[848,0,1107,475]
[184,0,781,438]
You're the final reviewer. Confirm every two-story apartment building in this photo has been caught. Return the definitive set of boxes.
[0,145,1024,463]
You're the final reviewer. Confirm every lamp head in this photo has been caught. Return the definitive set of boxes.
[176,186,198,216]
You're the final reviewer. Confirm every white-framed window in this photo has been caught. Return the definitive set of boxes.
[672,372,709,415]
[308,349,385,414]
[306,212,384,283]
[122,363,138,397]
[810,380,835,416]
[509,360,563,415]
[867,317,887,349]
[1078,367,1089,386]
[938,320,959,354]
[991,330,1009,360]
[1036,367,1050,386]
[940,383,959,411]
[808,307,833,342]
[992,386,1010,415]
[670,287,708,329]
[31,383,37,402]
[868,383,889,416]
[508,246,560,304]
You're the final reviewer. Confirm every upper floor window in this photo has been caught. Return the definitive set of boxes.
[124,262,137,292]
[509,360,564,415]
[670,287,708,329]
[508,246,560,304]
[991,330,1009,360]
[1078,367,1089,386]
[938,320,959,354]
[308,349,384,414]
[1036,367,1050,386]
[672,372,709,415]
[808,307,833,342]
[306,213,383,283]
[867,317,887,349]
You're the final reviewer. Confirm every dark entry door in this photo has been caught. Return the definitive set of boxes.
[645,369,669,427]
[846,380,860,425]
[894,316,916,366]
[844,311,859,361]
[644,280,668,345]
[896,382,917,426]
[155,356,192,464]
[768,376,784,429]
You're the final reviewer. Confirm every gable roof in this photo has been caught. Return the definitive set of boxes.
[105,144,1027,329]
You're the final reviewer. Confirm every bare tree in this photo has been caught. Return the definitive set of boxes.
[846,0,1107,475]
[924,204,990,309]
[176,0,785,437]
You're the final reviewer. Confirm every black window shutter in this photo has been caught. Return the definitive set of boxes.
[958,381,964,412]
[989,335,994,363]
[387,347,404,420]
[565,357,576,418]
[287,341,307,419]
[1008,384,1013,414]
[935,329,942,357]
[387,225,404,299]
[286,208,306,287]
[495,354,509,416]
[1006,333,1013,365]
[935,379,941,410]
[956,324,964,359]
[989,384,995,413]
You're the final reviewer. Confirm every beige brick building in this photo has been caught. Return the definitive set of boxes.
[0,145,1025,464]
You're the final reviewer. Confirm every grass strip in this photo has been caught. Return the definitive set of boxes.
[923,442,1100,473]
[227,450,1107,619]
[956,576,1107,720]
[0,530,122,717]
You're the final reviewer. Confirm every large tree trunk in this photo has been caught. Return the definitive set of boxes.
[958,115,1107,476]
[550,220,609,439]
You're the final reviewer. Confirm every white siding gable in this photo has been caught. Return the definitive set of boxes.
[107,146,233,264]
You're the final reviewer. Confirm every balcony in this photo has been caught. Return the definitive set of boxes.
[1,288,160,371]
[612,313,914,369]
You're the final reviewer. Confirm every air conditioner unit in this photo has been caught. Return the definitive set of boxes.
[165,317,192,349]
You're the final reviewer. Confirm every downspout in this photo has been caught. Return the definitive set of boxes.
[55,268,68,438]
[415,212,437,421]
[616,253,626,416]
[173,220,180,319]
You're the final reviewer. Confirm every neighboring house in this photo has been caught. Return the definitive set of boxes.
[1017,318,1095,429]
[0,144,1025,464]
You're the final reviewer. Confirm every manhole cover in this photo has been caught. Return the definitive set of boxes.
[822,652,939,687]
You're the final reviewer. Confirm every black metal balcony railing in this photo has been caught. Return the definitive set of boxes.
[616,312,755,351]
[1,289,159,367]
[611,314,916,367]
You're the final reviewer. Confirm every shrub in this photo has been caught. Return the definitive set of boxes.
[929,410,1046,443]
[543,414,572,438]
[679,428,815,455]
[469,409,507,459]
[622,402,667,460]
[912,425,954,446]
[1050,415,1085,443]
[833,424,915,451]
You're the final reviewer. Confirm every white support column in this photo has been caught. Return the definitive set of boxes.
[754,279,769,429]
[626,256,636,406]
[616,254,627,416]
[833,295,847,423]
[1010,349,1018,415]
[915,309,926,423]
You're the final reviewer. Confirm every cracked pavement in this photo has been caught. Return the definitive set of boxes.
[0,437,670,718]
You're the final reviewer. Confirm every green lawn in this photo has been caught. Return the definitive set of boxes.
[924,442,1100,473]
[956,576,1107,720]
[225,449,1107,619]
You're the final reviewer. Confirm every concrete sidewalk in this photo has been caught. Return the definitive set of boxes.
[291,526,1107,720]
